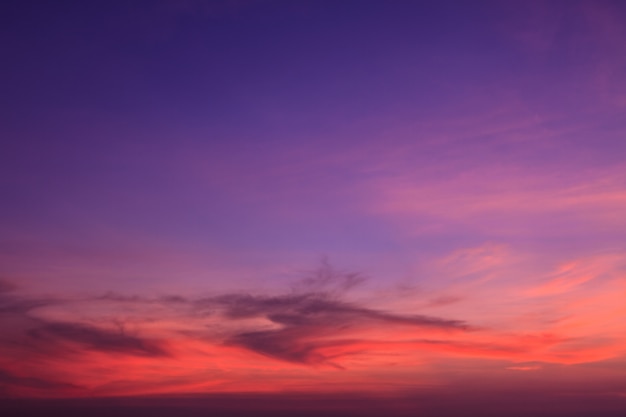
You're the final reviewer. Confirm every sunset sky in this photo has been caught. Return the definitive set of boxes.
[2,1,626,415]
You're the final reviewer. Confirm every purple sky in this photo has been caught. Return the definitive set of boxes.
[2,1,626,415]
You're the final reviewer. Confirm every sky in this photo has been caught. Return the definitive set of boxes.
[1,0,626,415]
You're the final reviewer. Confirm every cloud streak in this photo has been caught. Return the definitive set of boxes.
[1,251,625,398]
[0,369,80,392]
[0,266,476,396]
[208,292,469,365]
[27,321,170,358]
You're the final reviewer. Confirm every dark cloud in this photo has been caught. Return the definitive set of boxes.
[205,292,469,365]
[0,280,62,317]
[0,282,58,320]
[211,293,468,329]
[0,264,471,372]
[0,279,17,293]
[0,288,171,364]
[96,291,188,305]
[229,328,324,365]
[28,321,170,357]
[0,297,55,315]
[184,263,471,365]
[0,368,80,391]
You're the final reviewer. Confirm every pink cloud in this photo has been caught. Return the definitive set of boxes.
[368,164,626,236]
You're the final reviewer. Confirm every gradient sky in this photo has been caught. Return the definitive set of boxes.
[2,1,626,415]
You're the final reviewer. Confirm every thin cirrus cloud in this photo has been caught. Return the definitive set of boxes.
[369,165,626,237]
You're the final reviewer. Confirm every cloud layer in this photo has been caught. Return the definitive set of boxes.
[1,253,626,398]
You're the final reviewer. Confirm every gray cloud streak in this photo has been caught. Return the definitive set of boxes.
[202,292,469,365]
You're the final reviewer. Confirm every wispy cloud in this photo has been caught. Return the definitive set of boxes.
[370,166,626,237]
[27,321,170,357]
[0,369,80,392]
[1,254,625,397]
[207,291,468,365]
